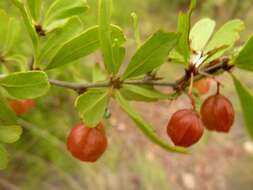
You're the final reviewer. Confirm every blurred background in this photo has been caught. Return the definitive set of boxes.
[1,0,253,189]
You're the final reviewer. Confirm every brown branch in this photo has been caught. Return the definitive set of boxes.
[48,58,232,92]
[49,79,111,91]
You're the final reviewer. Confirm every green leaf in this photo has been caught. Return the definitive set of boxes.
[176,12,191,62]
[176,0,196,62]
[0,95,17,126]
[46,25,126,70]
[114,90,187,153]
[27,0,41,21]
[232,75,253,139]
[0,145,8,170]
[205,19,244,62]
[92,64,107,82]
[0,125,22,144]
[233,35,253,72]
[0,10,21,54]
[99,0,119,74]
[44,0,89,27]
[4,17,21,54]
[190,18,216,51]
[75,89,110,127]
[0,71,50,99]
[122,31,179,80]
[112,39,126,73]
[38,17,83,67]
[10,0,39,51]
[120,85,171,102]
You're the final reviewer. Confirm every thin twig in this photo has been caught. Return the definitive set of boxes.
[49,79,111,90]
[48,59,231,92]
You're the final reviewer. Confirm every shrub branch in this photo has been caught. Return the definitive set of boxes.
[49,58,232,93]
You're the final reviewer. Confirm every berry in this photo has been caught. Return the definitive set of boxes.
[67,123,107,162]
[201,94,234,132]
[167,109,204,147]
[193,78,211,95]
[8,99,35,116]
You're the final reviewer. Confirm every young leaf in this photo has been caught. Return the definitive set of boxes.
[75,89,110,127]
[0,95,17,126]
[176,12,191,62]
[10,0,39,50]
[190,18,216,51]
[0,125,22,144]
[99,0,118,74]
[0,71,50,99]
[205,20,245,62]
[27,0,41,21]
[46,25,126,70]
[44,0,89,27]
[0,11,20,54]
[0,145,8,170]
[233,35,253,72]
[176,0,196,62]
[120,85,171,102]
[122,31,179,80]
[38,17,83,66]
[232,75,253,139]
[114,90,187,153]
[112,39,126,73]
[4,18,21,54]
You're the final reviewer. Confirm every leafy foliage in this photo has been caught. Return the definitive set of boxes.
[43,0,89,29]
[46,25,125,70]
[234,35,253,71]
[0,71,50,99]
[205,19,244,62]
[75,89,110,127]
[175,0,196,62]
[233,75,253,139]
[122,31,179,80]
[190,18,216,51]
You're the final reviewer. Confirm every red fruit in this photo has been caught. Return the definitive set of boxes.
[67,123,107,162]
[193,78,211,95]
[167,109,204,147]
[201,94,234,132]
[8,99,35,115]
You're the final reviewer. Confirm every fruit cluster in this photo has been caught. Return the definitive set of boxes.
[65,80,235,163]
[167,81,235,147]
[9,79,234,162]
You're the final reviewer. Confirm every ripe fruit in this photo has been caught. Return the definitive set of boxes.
[167,109,204,147]
[8,99,35,115]
[67,123,107,162]
[193,78,211,95]
[201,94,234,132]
